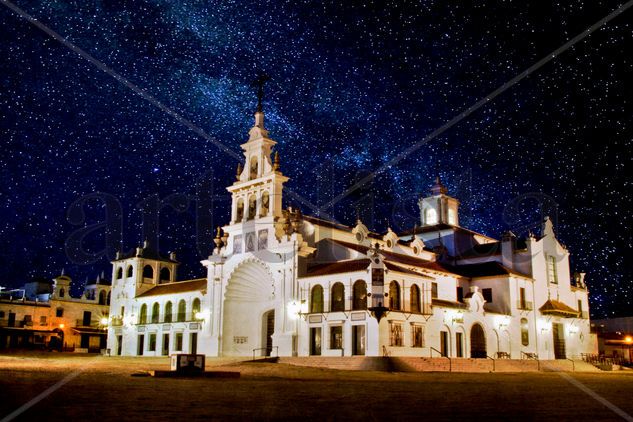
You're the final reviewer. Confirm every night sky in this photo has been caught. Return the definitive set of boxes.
[0,1,631,318]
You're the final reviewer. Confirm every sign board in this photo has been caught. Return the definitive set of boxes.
[170,354,205,373]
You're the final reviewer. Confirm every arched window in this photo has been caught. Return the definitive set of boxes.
[160,267,171,283]
[98,290,106,305]
[448,208,456,225]
[389,281,401,310]
[352,280,367,310]
[126,265,133,278]
[331,282,345,312]
[106,291,111,305]
[521,318,529,346]
[310,285,323,313]
[177,300,186,322]
[164,301,173,323]
[249,156,258,180]
[116,267,123,279]
[260,191,270,217]
[410,284,421,313]
[247,195,257,220]
[139,304,147,325]
[59,288,65,298]
[192,298,201,320]
[143,265,153,279]
[151,302,160,323]
[236,198,244,222]
[425,208,437,225]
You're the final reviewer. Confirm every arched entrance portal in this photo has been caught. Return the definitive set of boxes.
[222,261,275,357]
[470,323,487,358]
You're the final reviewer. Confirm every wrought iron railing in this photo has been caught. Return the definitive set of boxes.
[516,301,533,310]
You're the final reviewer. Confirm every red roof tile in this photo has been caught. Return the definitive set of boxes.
[136,279,206,298]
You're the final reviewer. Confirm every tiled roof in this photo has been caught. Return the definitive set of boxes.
[328,239,457,276]
[305,259,371,277]
[446,261,531,279]
[458,242,502,258]
[539,299,579,317]
[302,215,382,239]
[136,278,206,298]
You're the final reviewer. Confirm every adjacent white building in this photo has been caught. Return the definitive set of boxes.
[107,107,596,360]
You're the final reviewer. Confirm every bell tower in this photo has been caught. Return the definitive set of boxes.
[418,177,460,227]
[222,75,289,255]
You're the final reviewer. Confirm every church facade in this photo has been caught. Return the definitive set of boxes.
[106,107,595,360]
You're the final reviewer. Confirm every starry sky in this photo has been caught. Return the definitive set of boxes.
[0,1,631,317]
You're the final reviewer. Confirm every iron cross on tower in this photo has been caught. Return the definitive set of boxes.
[252,73,270,112]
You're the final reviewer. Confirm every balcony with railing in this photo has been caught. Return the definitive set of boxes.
[110,316,123,326]
[75,319,100,328]
[516,301,533,311]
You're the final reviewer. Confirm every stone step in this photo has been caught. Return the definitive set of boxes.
[277,357,599,373]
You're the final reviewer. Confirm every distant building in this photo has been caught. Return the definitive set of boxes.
[0,272,111,352]
[107,103,597,360]
[592,317,633,362]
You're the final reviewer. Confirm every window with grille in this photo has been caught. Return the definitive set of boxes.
[390,322,403,346]
[330,326,343,349]
[412,324,424,348]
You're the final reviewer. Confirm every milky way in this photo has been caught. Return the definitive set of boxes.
[0,1,631,317]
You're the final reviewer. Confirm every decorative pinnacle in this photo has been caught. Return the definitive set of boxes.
[273,151,280,171]
[236,162,242,180]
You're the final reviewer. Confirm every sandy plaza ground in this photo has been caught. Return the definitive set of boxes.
[2,352,633,421]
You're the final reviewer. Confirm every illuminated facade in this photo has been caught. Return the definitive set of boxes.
[107,108,596,360]
[0,273,111,352]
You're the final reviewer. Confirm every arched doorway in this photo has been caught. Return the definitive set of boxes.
[222,261,275,357]
[470,323,487,358]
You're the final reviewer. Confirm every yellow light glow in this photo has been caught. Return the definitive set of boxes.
[59,323,65,329]
[625,336,633,344]
[100,317,109,325]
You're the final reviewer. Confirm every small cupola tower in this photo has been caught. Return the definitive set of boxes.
[418,177,460,227]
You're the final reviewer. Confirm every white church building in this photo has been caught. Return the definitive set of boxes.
[107,105,595,360]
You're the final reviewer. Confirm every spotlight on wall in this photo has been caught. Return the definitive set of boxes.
[100,317,109,326]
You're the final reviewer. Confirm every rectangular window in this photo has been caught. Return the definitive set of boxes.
[162,334,170,355]
[175,333,183,351]
[40,316,47,325]
[482,288,493,303]
[547,256,558,284]
[0,311,4,318]
[431,282,438,299]
[390,322,403,347]
[456,332,463,357]
[456,287,464,303]
[412,324,424,348]
[148,333,156,352]
[56,308,63,317]
[330,326,343,349]
[121,306,125,317]
[577,299,582,313]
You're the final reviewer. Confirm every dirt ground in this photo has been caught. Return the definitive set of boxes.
[1,352,633,421]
